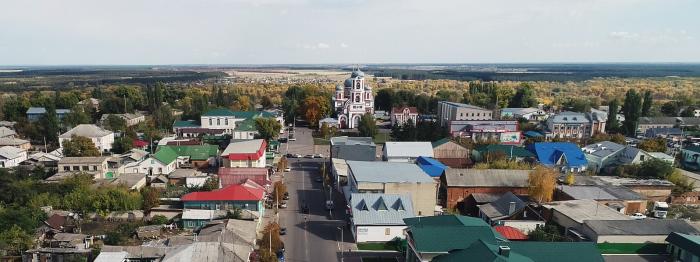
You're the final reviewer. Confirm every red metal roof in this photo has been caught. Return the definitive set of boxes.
[181,183,265,202]
[392,106,418,114]
[134,140,149,148]
[219,167,269,187]
[494,225,528,240]
[225,140,267,161]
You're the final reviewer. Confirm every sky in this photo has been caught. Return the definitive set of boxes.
[1,0,699,65]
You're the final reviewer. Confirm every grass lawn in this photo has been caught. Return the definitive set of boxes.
[357,241,401,251]
[373,133,392,144]
[597,243,667,254]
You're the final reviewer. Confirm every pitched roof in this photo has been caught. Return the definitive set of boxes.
[391,106,418,114]
[159,144,218,161]
[666,232,700,257]
[542,199,631,223]
[173,120,200,128]
[403,215,505,253]
[549,111,589,124]
[559,185,643,200]
[0,127,16,138]
[416,156,447,178]
[0,146,25,159]
[0,137,29,146]
[233,118,257,132]
[27,107,47,114]
[444,169,531,188]
[346,160,434,183]
[479,192,527,220]
[493,226,528,240]
[431,138,455,148]
[181,183,265,202]
[218,167,269,187]
[384,142,434,159]
[584,219,700,236]
[439,101,490,111]
[59,124,113,138]
[221,139,266,160]
[436,240,605,262]
[180,209,228,220]
[476,144,535,158]
[530,142,587,167]
[58,156,110,165]
[350,193,414,225]
[433,239,534,262]
[470,193,504,203]
[153,147,179,165]
[330,136,375,146]
[202,108,272,119]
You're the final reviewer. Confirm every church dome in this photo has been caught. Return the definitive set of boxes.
[336,84,343,91]
[351,69,365,78]
[344,78,353,87]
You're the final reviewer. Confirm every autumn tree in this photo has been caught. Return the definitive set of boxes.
[637,138,667,152]
[357,113,377,137]
[141,187,161,211]
[63,135,101,157]
[276,157,288,172]
[301,96,330,129]
[528,166,558,203]
[271,182,287,206]
[564,173,576,185]
[258,222,283,262]
[508,84,537,108]
[255,117,282,141]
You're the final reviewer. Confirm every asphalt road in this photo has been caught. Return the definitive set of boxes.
[279,127,353,262]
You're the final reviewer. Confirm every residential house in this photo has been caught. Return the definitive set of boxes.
[440,169,531,212]
[116,148,148,166]
[648,152,675,165]
[383,142,434,162]
[349,193,415,242]
[346,160,436,216]
[165,219,257,260]
[0,137,31,150]
[332,158,350,193]
[218,167,269,188]
[638,117,700,134]
[181,181,265,212]
[200,108,276,135]
[158,144,218,169]
[545,111,606,139]
[100,113,146,127]
[666,232,700,262]
[500,107,549,122]
[582,141,654,173]
[318,117,339,129]
[149,175,168,188]
[415,156,447,179]
[676,168,700,191]
[477,192,544,233]
[0,126,16,138]
[391,106,419,126]
[55,156,112,180]
[77,98,100,110]
[167,169,206,186]
[573,175,674,202]
[448,120,521,144]
[0,146,27,168]
[26,107,47,122]
[123,147,178,175]
[403,214,604,262]
[463,193,504,216]
[437,101,493,126]
[580,219,700,244]
[431,138,470,168]
[541,199,631,232]
[59,124,115,153]
[472,144,535,163]
[21,151,62,170]
[330,136,377,161]
[529,142,588,172]
[181,209,228,229]
[555,184,647,215]
[221,139,267,168]
[645,127,683,139]
[109,173,147,190]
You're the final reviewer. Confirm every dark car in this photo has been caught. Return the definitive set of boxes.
[279,138,288,143]
[301,203,310,214]
[314,177,323,183]
[279,227,287,235]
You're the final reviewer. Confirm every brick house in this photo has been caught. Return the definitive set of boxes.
[439,169,530,212]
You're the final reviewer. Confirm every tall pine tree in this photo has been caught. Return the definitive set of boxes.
[641,90,653,117]
[622,90,642,137]
[606,99,620,133]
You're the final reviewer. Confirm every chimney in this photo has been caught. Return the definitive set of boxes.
[499,246,510,257]
[508,202,516,215]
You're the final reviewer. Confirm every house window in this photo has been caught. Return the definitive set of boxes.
[208,118,212,125]
[640,155,645,161]
[64,166,70,171]
[385,228,391,235]
[217,118,221,125]
[72,166,80,171]
[158,168,163,173]
[82,166,89,171]
[225,118,229,125]
[92,165,98,171]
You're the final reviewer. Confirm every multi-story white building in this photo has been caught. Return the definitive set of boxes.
[221,139,267,168]
[437,101,493,126]
[390,106,419,126]
[334,69,374,129]
[546,111,606,139]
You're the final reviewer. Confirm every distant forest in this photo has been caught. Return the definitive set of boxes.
[364,64,700,82]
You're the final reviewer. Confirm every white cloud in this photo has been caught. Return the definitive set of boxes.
[317,43,330,49]
[340,43,349,48]
[609,31,640,40]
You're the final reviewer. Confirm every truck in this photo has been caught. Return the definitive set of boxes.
[652,201,669,218]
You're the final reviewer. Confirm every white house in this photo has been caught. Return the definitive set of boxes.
[583,141,654,173]
[221,139,267,168]
[123,147,178,175]
[0,146,27,168]
[349,193,414,243]
[59,124,114,153]
[390,107,419,127]
[382,142,434,162]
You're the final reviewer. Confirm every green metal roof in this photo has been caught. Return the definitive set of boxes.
[667,232,700,257]
[173,120,199,128]
[434,240,603,262]
[404,215,504,253]
[203,108,274,119]
[432,138,454,148]
[234,118,257,131]
[683,146,700,154]
[476,144,535,158]
[159,145,218,161]
[153,147,178,165]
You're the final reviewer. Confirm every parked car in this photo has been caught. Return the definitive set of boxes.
[294,154,302,158]
[630,213,647,220]
[284,167,291,172]
[313,154,324,158]
[301,203,309,214]
[304,154,314,158]
[278,202,288,209]
[314,177,323,183]
[279,227,287,235]
[325,200,334,210]
[278,138,288,143]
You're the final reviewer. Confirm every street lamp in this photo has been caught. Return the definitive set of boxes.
[337,226,344,262]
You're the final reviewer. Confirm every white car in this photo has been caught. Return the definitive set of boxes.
[284,168,291,172]
[630,213,647,220]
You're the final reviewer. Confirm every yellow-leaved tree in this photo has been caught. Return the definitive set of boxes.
[528,166,558,203]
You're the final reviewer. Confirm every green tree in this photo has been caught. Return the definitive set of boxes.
[112,137,134,154]
[261,96,274,109]
[63,135,101,157]
[104,114,127,132]
[374,89,394,111]
[63,106,91,127]
[357,113,377,137]
[638,159,674,179]
[40,107,61,145]
[142,187,161,212]
[508,84,537,108]
[622,89,642,137]
[150,215,168,225]
[641,91,653,117]
[637,137,667,152]
[661,101,680,117]
[153,104,174,130]
[255,118,282,141]
[606,99,620,133]
[319,122,330,139]
[0,225,34,256]
[681,106,697,117]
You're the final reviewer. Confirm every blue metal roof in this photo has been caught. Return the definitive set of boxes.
[524,131,543,137]
[416,156,447,178]
[529,142,587,168]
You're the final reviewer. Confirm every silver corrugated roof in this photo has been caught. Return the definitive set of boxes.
[584,219,700,236]
[59,124,113,138]
[347,160,433,183]
[444,169,530,187]
[384,142,434,158]
[350,193,414,225]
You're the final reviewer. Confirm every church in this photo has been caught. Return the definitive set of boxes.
[333,69,374,129]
